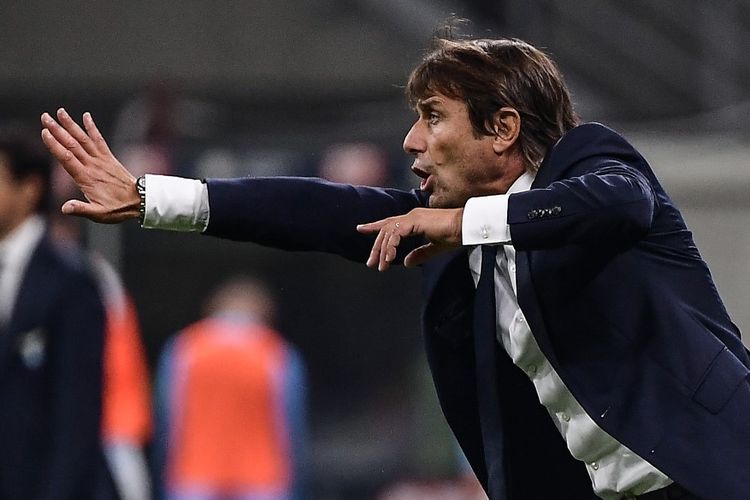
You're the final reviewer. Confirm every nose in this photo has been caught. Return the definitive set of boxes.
[402,120,425,155]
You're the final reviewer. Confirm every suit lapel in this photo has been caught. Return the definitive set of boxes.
[518,148,560,367]
[421,248,470,305]
[421,249,475,342]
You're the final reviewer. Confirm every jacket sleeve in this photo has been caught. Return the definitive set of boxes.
[204,176,426,263]
[508,160,657,250]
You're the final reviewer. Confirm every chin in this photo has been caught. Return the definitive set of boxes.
[428,196,456,209]
[427,195,442,208]
[430,189,468,208]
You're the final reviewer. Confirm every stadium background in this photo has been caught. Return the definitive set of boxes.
[1,1,749,498]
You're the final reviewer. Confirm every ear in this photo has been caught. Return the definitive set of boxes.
[491,107,521,155]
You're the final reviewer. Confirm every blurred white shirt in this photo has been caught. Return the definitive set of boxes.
[0,216,45,325]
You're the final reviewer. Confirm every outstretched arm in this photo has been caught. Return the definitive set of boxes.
[41,109,140,223]
[42,108,428,266]
[357,161,656,270]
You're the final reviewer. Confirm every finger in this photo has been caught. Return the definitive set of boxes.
[366,227,386,268]
[82,112,114,156]
[42,111,90,164]
[378,222,406,271]
[384,231,401,263]
[357,220,387,234]
[378,227,392,271]
[404,243,448,268]
[41,127,86,176]
[55,108,99,157]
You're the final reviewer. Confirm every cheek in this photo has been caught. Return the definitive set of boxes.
[434,137,461,164]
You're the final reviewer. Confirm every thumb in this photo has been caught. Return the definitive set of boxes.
[404,243,449,268]
[61,199,97,219]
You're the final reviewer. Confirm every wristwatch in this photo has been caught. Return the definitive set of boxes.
[135,175,146,226]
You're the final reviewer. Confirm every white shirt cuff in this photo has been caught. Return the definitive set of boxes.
[142,174,209,232]
[462,194,511,245]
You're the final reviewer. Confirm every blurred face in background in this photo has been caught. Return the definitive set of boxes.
[0,153,42,239]
[402,93,524,209]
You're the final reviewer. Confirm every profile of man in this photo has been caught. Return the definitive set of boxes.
[41,36,749,499]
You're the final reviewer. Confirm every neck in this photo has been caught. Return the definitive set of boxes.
[0,213,35,242]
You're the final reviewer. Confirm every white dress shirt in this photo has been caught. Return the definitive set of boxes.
[463,171,672,499]
[0,216,46,325]
[141,173,673,498]
[141,174,209,231]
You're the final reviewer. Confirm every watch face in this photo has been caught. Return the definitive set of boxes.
[136,176,146,193]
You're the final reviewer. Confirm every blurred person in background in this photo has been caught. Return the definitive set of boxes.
[318,142,391,187]
[112,78,225,179]
[153,277,308,500]
[42,33,750,499]
[94,251,154,500]
[52,180,154,500]
[0,134,114,499]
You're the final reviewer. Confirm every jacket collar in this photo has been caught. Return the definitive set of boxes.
[533,122,635,189]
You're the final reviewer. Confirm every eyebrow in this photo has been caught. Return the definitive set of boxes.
[416,96,443,113]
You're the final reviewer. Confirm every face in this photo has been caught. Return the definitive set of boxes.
[403,93,525,208]
[0,154,38,239]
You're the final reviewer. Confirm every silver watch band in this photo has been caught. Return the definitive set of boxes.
[135,175,146,227]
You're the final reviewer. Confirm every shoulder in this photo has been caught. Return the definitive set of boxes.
[39,238,90,275]
[33,237,100,297]
[551,122,644,164]
[556,122,650,167]
[536,122,653,183]
[21,237,105,339]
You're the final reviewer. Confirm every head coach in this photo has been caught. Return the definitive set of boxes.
[41,36,749,500]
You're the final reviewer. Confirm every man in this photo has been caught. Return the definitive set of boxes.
[153,277,307,500]
[41,37,750,499]
[0,135,112,499]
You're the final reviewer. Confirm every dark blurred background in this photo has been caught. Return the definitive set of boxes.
[2,1,749,498]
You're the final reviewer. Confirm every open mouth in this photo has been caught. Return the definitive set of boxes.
[411,164,432,193]
[419,176,433,193]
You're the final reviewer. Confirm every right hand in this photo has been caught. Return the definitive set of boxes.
[356,207,464,271]
[41,108,140,223]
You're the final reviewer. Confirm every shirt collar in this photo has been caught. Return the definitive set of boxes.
[0,215,46,269]
[507,169,536,195]
[0,216,45,325]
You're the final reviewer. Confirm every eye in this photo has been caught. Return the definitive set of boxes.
[428,112,440,126]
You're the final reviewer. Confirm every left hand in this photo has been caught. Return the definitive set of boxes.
[356,207,463,271]
[41,109,139,223]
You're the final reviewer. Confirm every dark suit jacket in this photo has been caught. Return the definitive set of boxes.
[203,123,750,499]
[0,234,110,500]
